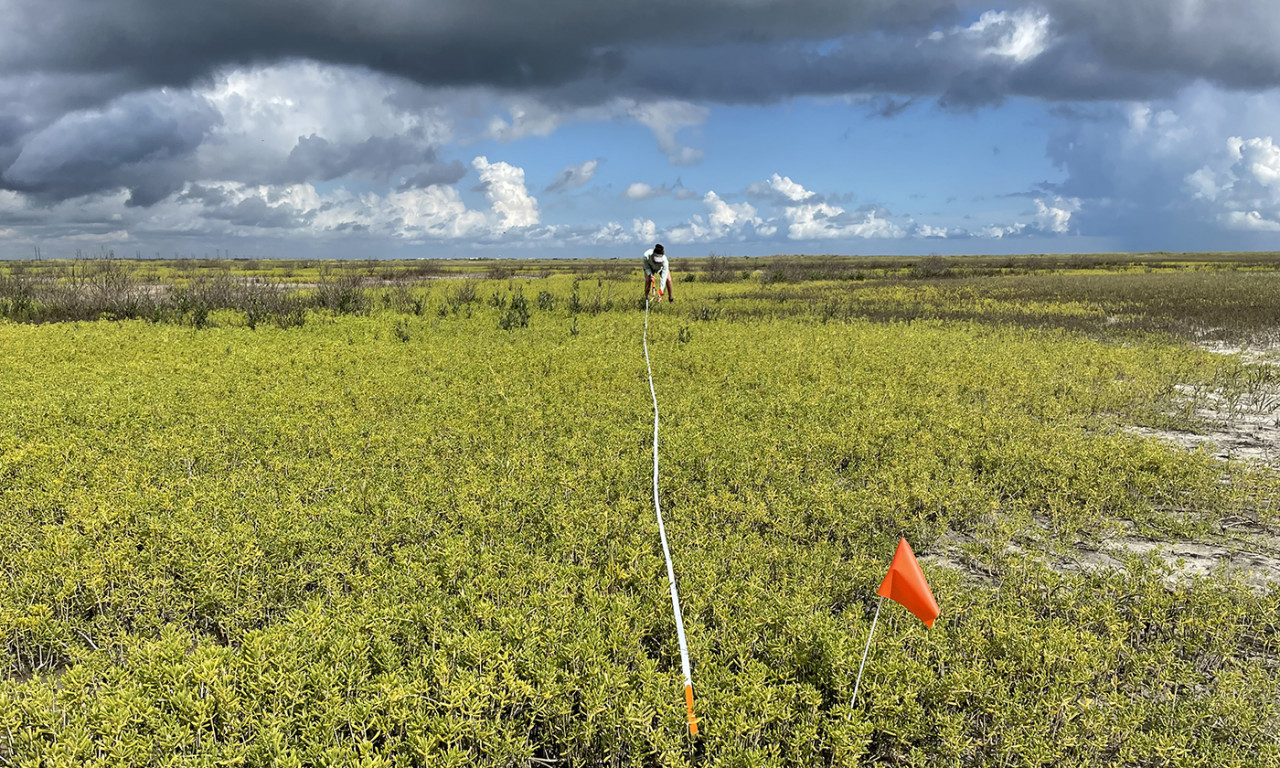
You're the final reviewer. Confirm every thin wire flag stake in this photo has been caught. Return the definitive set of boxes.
[643,298,698,737]
[851,538,940,710]
[850,595,883,707]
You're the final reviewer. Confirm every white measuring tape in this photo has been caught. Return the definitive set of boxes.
[643,298,698,737]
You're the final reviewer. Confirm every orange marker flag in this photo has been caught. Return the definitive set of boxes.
[876,538,940,628]
[852,537,940,707]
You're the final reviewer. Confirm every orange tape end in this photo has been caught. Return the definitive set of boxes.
[684,684,698,737]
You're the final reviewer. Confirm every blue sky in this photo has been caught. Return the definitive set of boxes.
[3,2,1280,259]
[452,96,1068,254]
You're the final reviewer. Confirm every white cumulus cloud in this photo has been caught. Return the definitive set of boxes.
[763,175,903,240]
[625,182,666,200]
[768,173,816,202]
[969,9,1054,64]
[913,224,959,238]
[472,156,539,231]
[1033,196,1081,234]
[584,221,630,244]
[1223,210,1280,232]
[633,218,657,242]
[195,61,452,185]
[704,192,774,238]
[978,222,1027,239]
[665,191,774,243]
[626,179,696,200]
[1187,135,1280,231]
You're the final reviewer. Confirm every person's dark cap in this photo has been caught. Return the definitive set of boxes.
[653,244,664,255]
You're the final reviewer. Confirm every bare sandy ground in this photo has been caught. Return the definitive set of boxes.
[1089,343,1280,588]
[925,526,1280,593]
[1064,534,1280,591]
[1128,414,1280,466]
[929,344,1280,590]
[1121,341,1280,465]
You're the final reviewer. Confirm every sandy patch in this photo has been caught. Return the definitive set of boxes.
[925,536,1280,592]
[924,515,1280,592]
[1197,340,1280,364]
[1129,418,1280,466]
[1128,343,1280,467]
[1064,535,1280,592]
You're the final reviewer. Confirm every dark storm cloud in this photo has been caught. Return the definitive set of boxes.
[1,90,220,204]
[0,115,25,146]
[0,72,146,139]
[124,177,191,208]
[203,196,311,229]
[1001,38,1178,102]
[179,184,229,207]
[397,161,469,191]
[1045,0,1280,90]
[4,2,1279,113]
[564,24,1175,108]
[2,0,958,91]
[13,1,1274,110]
[277,134,437,185]
[0,72,151,188]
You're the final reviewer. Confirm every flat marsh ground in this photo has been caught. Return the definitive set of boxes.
[2,253,1279,766]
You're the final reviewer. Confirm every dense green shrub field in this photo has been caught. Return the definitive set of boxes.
[2,259,1278,765]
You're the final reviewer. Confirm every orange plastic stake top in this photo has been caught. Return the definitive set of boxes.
[685,684,698,737]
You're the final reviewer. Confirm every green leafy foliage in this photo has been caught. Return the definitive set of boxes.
[0,263,1277,765]
[498,293,530,331]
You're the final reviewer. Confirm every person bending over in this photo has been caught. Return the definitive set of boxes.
[643,243,674,303]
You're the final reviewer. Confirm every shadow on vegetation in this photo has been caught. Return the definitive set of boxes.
[733,270,1280,343]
